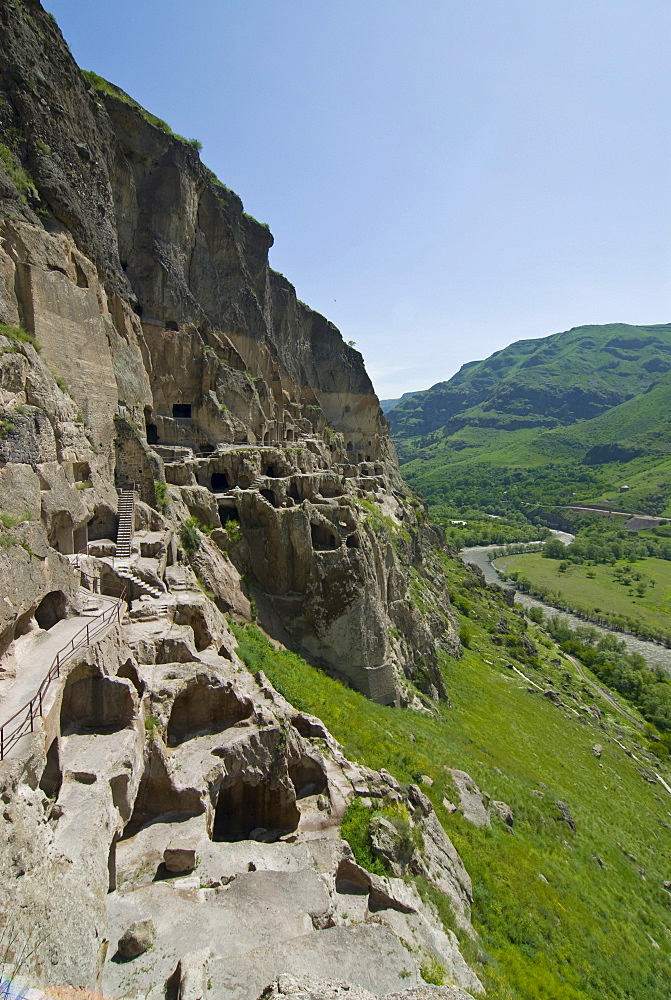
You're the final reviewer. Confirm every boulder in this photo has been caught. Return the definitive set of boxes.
[164,839,198,874]
[445,770,490,828]
[117,918,156,959]
[173,947,211,1000]
[491,801,514,827]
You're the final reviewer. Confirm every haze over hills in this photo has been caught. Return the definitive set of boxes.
[389,324,671,515]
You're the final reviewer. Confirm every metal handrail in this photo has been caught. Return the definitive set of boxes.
[0,592,126,761]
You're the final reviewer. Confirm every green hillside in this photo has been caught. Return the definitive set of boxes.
[391,324,671,516]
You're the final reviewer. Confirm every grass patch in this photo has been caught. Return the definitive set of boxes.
[498,551,671,642]
[0,144,33,200]
[0,323,41,352]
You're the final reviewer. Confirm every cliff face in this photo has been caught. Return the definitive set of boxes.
[0,4,477,999]
[0,0,460,706]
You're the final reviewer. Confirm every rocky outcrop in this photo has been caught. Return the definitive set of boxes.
[0,592,482,999]
[0,0,460,704]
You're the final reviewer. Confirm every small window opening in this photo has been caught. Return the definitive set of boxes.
[166,320,179,331]
[73,462,90,483]
[172,404,192,418]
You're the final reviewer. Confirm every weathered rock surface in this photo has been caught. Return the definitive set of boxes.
[259,977,478,1000]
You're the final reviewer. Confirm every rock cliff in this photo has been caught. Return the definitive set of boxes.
[0,0,461,705]
[0,3,475,998]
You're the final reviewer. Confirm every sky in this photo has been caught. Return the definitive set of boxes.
[44,0,671,399]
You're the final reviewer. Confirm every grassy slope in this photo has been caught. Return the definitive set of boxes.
[231,555,671,1000]
[496,552,671,636]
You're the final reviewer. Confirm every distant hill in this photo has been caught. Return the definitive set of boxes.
[380,390,423,416]
[390,323,671,438]
[391,324,671,516]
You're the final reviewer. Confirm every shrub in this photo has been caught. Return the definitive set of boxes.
[0,144,33,200]
[458,624,473,648]
[154,480,169,512]
[419,956,446,986]
[180,518,201,555]
[340,799,387,877]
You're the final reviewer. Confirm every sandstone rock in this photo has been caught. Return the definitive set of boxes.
[117,919,155,959]
[593,744,602,758]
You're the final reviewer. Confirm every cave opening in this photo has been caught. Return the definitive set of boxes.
[219,505,239,526]
[288,755,328,800]
[311,523,338,550]
[39,738,62,800]
[35,591,67,630]
[172,404,192,419]
[60,665,135,735]
[212,779,299,842]
[260,488,278,508]
[211,472,229,492]
[167,681,252,746]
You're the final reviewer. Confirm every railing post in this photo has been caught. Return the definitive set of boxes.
[86,623,90,644]
[1,727,3,760]
[29,701,34,733]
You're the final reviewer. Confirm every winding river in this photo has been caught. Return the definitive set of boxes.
[460,533,671,675]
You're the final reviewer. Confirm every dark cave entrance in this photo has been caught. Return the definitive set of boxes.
[211,472,229,492]
[212,779,299,842]
[311,523,338,550]
[35,591,67,630]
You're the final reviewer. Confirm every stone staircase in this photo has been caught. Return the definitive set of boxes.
[115,563,170,602]
[116,488,135,559]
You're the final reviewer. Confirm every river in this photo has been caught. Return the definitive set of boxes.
[460,533,671,675]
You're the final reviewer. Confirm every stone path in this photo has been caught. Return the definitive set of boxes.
[0,590,121,740]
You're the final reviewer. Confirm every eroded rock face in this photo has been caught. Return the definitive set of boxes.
[0,1,461,705]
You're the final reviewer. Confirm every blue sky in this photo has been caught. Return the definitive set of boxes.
[45,0,671,399]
